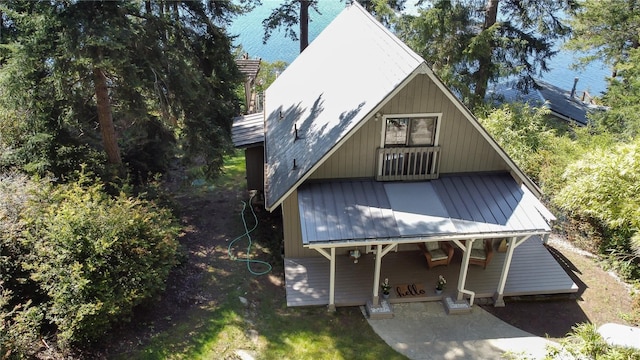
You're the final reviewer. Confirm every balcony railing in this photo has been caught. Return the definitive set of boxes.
[376,146,441,181]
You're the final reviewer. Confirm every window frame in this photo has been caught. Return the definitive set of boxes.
[380,113,442,148]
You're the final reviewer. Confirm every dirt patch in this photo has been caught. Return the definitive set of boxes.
[481,235,636,341]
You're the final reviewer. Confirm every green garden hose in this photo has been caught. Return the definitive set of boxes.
[227,194,272,275]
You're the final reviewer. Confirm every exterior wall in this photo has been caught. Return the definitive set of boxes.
[310,116,381,179]
[282,190,317,258]
[310,73,508,181]
[245,146,264,191]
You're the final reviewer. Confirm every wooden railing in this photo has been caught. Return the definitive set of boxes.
[376,146,440,181]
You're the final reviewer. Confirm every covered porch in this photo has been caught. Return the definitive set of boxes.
[285,236,578,307]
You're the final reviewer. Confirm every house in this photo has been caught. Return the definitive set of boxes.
[487,78,607,126]
[235,1,577,313]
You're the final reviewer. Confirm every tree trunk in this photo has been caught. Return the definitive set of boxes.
[93,66,122,165]
[299,0,310,52]
[472,0,499,107]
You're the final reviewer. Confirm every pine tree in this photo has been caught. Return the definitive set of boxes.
[397,0,573,108]
[0,1,245,181]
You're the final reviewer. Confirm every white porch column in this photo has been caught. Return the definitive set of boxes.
[456,239,473,301]
[372,244,383,306]
[494,235,531,307]
[315,247,337,312]
[328,247,336,311]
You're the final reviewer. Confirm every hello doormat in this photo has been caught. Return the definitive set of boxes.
[394,283,427,298]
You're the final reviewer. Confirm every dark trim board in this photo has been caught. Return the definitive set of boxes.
[284,237,578,307]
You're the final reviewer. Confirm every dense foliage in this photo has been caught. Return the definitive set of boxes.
[397,0,572,107]
[0,1,246,182]
[0,172,181,355]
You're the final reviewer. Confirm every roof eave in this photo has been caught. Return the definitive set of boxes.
[304,229,551,249]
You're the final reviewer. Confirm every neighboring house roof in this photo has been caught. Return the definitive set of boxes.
[297,173,552,246]
[487,79,606,126]
[232,112,264,148]
[263,1,542,211]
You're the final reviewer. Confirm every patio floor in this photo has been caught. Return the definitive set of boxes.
[284,236,578,307]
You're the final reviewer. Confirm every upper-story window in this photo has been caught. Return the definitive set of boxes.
[384,116,437,147]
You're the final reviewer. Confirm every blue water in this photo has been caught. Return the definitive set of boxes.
[228,1,608,96]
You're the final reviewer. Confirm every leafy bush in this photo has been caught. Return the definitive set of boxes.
[545,323,640,359]
[21,173,181,347]
[0,173,44,358]
[478,103,555,182]
[0,286,43,359]
[552,139,640,278]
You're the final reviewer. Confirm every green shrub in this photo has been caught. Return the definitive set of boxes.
[0,286,43,359]
[545,323,640,359]
[478,103,555,182]
[22,173,181,348]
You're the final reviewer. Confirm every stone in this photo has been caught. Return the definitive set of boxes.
[597,323,640,350]
[365,299,394,319]
[444,296,472,315]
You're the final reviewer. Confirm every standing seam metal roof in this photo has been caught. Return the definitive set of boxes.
[297,173,552,245]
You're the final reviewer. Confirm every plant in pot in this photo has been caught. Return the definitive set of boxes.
[381,278,391,299]
[436,275,446,294]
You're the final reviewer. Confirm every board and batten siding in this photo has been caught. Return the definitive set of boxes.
[310,115,381,179]
[379,73,507,173]
[310,73,508,182]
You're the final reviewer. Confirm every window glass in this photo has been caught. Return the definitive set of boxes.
[384,118,408,145]
[409,117,435,146]
[385,116,436,146]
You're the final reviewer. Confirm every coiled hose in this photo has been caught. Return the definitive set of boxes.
[227,193,272,275]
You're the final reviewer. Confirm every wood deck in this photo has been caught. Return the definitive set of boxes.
[284,237,578,307]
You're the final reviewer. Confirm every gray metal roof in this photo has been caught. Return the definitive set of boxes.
[487,79,605,126]
[297,173,552,245]
[263,2,424,210]
[232,112,264,148]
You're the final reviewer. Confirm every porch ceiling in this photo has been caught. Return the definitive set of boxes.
[297,173,553,245]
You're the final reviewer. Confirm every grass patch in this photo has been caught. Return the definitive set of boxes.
[120,153,408,360]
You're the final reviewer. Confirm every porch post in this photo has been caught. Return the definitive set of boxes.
[494,237,516,307]
[372,244,383,306]
[494,235,533,307]
[457,239,473,301]
[328,247,336,311]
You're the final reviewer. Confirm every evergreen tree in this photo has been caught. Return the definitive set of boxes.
[262,0,406,53]
[0,1,245,181]
[565,0,640,77]
[398,0,573,107]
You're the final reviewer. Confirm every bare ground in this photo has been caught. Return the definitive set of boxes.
[481,234,636,341]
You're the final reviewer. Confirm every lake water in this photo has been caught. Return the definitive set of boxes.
[228,1,609,96]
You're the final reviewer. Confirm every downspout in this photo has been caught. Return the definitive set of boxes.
[453,239,476,304]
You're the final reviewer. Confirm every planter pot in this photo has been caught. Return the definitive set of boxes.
[435,288,443,295]
[382,292,390,299]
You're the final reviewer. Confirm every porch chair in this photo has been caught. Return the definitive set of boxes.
[468,239,494,269]
[417,241,454,269]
